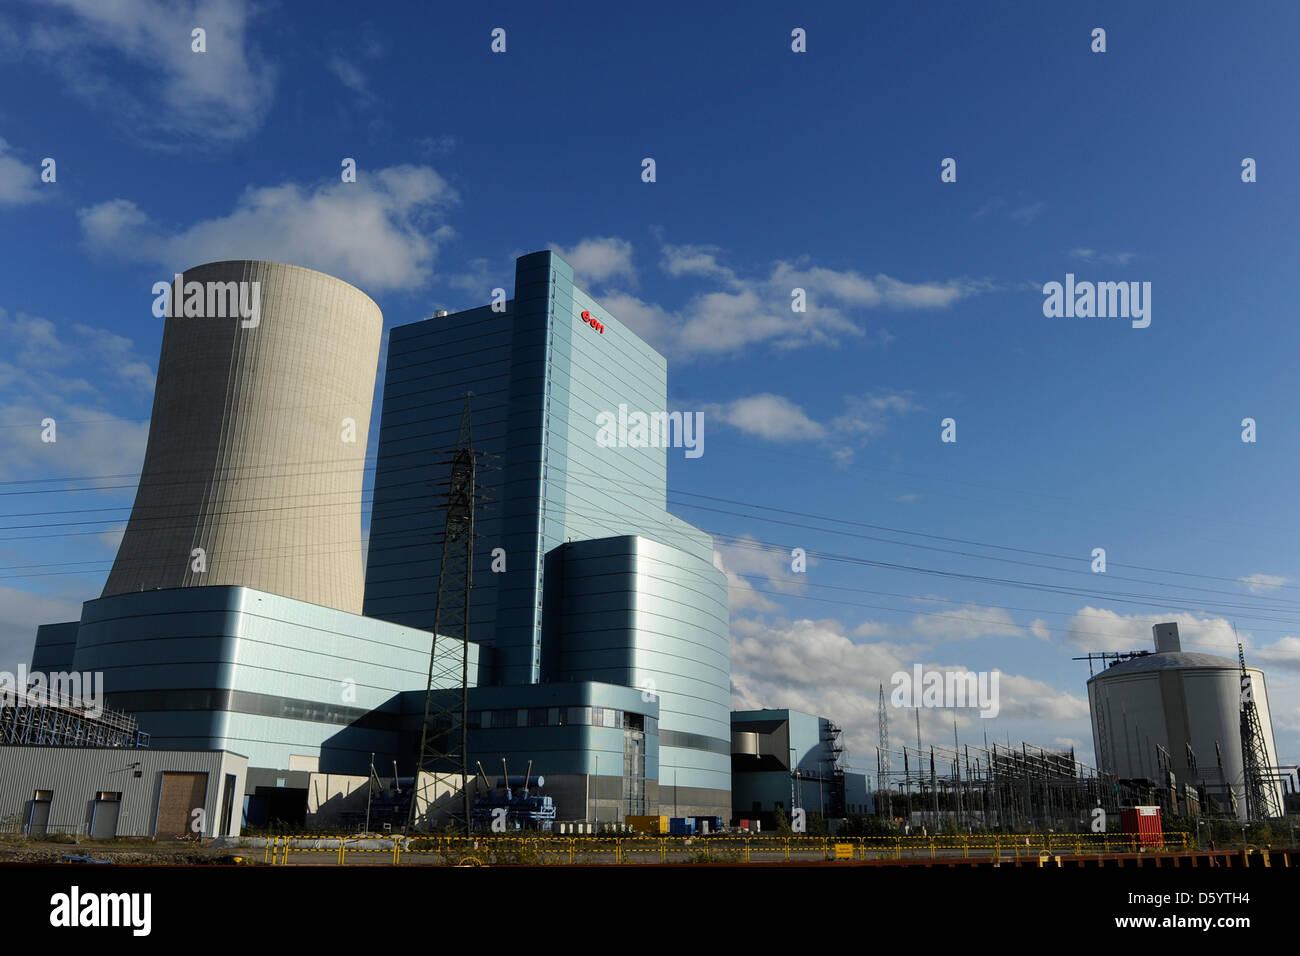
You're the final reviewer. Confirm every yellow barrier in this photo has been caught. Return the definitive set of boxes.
[257,831,1190,866]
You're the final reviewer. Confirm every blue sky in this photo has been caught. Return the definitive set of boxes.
[3,0,1300,776]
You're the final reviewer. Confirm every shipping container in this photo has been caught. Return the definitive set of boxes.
[1119,805,1162,847]
[625,814,668,835]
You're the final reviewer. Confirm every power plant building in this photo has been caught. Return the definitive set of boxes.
[731,709,870,825]
[20,252,731,832]
[1087,622,1282,820]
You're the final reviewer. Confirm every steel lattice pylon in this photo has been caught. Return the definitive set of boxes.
[1238,643,1281,820]
[406,397,477,835]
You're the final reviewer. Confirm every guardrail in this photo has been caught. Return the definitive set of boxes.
[257,831,1192,866]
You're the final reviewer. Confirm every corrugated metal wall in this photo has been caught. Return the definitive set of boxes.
[0,747,246,838]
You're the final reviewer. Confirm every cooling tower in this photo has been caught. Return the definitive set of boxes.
[103,261,382,613]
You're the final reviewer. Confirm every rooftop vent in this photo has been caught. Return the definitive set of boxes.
[1152,621,1181,654]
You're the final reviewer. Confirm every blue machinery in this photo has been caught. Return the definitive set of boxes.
[471,759,557,832]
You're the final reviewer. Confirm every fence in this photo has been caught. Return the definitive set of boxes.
[258,831,1192,866]
[0,821,87,838]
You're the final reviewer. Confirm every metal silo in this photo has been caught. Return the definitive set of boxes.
[1087,622,1282,821]
[103,261,382,613]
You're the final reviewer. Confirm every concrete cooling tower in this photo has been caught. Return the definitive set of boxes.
[103,261,382,613]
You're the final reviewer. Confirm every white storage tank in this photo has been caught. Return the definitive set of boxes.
[1087,622,1281,820]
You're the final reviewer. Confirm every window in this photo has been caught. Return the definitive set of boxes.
[528,708,548,728]
[467,712,482,730]
[603,708,618,728]
[592,706,604,726]
[492,710,517,729]
[566,707,591,726]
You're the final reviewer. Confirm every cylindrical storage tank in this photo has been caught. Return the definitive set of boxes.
[1088,647,1280,821]
[103,261,383,613]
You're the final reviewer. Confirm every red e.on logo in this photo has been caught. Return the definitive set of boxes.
[581,310,605,334]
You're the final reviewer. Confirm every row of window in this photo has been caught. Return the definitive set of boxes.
[468,706,653,734]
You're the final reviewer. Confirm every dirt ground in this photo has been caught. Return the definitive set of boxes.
[0,837,248,865]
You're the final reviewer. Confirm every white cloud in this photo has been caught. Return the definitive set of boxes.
[1239,573,1287,594]
[447,256,511,298]
[703,394,827,442]
[715,546,783,614]
[904,602,1026,642]
[550,237,636,286]
[0,138,43,205]
[845,600,1050,646]
[327,29,386,103]
[829,393,919,438]
[723,569,781,616]
[660,243,735,282]
[1070,248,1135,266]
[0,308,154,393]
[0,306,154,478]
[564,237,988,361]
[1253,637,1300,672]
[716,536,806,597]
[1064,607,1242,655]
[1009,201,1045,223]
[0,399,150,479]
[730,617,1090,763]
[770,262,984,310]
[700,390,918,463]
[78,165,459,292]
[14,0,276,145]
[0,586,84,672]
[328,54,371,99]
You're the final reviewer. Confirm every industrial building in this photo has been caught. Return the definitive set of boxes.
[730,709,870,826]
[1086,622,1284,821]
[0,746,247,839]
[16,252,731,835]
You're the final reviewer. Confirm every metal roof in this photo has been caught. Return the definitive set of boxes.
[1089,650,1242,679]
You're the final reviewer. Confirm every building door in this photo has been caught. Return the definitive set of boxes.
[26,791,52,836]
[156,772,209,838]
[623,729,646,817]
[219,774,237,837]
[90,792,121,839]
